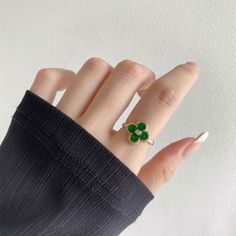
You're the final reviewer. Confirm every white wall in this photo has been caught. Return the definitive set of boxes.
[0,1,236,235]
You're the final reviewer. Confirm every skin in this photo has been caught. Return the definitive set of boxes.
[30,57,202,195]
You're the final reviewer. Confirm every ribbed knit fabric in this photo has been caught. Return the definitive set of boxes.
[0,90,154,236]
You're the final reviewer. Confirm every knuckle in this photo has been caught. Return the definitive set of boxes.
[162,166,174,183]
[151,86,177,107]
[176,63,198,78]
[148,69,156,80]
[116,59,148,78]
[36,68,55,79]
[84,57,110,71]
[35,68,58,84]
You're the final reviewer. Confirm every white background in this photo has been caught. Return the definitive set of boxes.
[0,1,236,235]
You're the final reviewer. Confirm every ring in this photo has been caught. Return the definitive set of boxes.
[122,121,154,145]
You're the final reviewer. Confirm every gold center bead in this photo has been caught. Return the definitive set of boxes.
[134,129,142,135]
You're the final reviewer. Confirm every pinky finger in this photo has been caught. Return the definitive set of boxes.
[30,68,76,104]
[137,131,209,195]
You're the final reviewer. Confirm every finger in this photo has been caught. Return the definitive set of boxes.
[138,131,209,195]
[56,57,113,120]
[115,62,199,156]
[137,89,146,97]
[30,68,75,104]
[78,60,156,134]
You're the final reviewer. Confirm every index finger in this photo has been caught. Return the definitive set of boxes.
[122,62,199,149]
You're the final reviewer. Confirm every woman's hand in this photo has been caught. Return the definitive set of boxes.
[30,57,209,195]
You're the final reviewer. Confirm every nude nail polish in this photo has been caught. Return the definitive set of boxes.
[182,131,209,159]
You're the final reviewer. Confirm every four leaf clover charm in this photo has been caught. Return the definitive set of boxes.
[126,121,149,144]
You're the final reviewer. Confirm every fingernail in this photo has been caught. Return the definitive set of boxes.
[185,61,200,71]
[181,131,209,159]
[193,131,209,143]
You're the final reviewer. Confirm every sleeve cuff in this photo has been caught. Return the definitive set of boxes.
[12,90,155,221]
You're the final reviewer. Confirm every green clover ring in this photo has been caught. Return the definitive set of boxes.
[122,121,154,145]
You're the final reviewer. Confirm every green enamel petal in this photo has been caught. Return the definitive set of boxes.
[140,131,149,141]
[137,122,146,131]
[129,133,139,143]
[127,124,136,133]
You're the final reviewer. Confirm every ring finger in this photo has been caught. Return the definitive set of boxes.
[56,57,113,120]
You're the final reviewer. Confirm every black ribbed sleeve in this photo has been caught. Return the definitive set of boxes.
[0,90,154,236]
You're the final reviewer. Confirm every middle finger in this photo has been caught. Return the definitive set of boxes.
[78,59,156,134]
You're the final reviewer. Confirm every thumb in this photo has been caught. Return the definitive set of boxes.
[138,131,209,195]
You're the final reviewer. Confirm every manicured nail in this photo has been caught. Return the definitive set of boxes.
[193,131,209,143]
[181,131,209,159]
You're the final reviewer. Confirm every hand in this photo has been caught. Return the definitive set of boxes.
[30,57,209,195]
